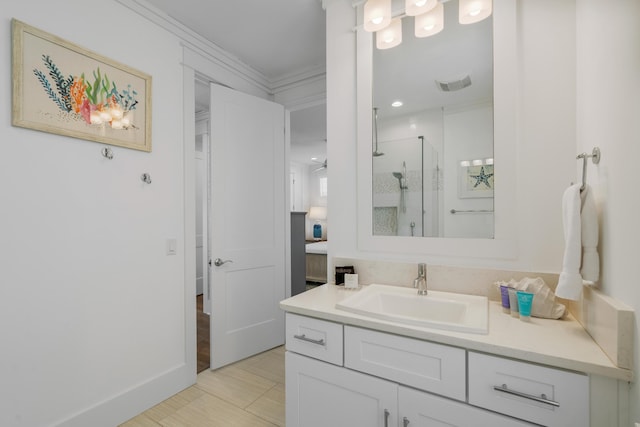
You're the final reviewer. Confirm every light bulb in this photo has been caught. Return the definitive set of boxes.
[405,0,437,17]
[376,17,402,49]
[364,0,391,32]
[459,0,492,24]
[415,2,443,37]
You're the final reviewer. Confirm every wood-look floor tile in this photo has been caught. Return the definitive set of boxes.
[142,386,206,423]
[245,383,286,427]
[195,364,276,408]
[158,393,277,427]
[234,347,285,384]
[119,413,162,427]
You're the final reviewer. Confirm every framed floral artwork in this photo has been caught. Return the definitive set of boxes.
[11,19,152,152]
[458,162,494,198]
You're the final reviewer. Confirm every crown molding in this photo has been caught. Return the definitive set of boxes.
[115,0,271,93]
[115,0,327,98]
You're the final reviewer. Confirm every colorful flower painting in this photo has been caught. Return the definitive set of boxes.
[12,19,152,152]
[33,55,140,130]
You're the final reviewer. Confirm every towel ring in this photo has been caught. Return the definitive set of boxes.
[576,147,600,191]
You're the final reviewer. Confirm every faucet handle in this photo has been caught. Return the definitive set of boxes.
[418,263,426,277]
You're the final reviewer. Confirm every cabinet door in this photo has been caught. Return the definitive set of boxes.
[286,351,398,427]
[399,386,535,427]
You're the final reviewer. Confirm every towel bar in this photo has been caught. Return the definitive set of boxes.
[576,147,600,191]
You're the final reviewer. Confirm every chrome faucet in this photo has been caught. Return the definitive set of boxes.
[413,263,427,295]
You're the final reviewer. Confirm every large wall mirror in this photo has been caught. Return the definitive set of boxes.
[371,0,493,239]
[356,0,518,259]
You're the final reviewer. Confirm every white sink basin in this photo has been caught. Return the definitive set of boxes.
[335,284,488,334]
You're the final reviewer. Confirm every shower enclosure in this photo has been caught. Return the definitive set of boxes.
[372,136,441,237]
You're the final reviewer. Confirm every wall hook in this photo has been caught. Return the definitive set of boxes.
[101,147,114,159]
[141,173,152,184]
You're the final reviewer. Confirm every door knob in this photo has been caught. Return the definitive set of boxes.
[213,258,233,267]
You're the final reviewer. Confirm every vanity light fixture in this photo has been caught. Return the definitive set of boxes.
[363,0,492,48]
[364,0,392,32]
[376,17,402,50]
[460,158,492,167]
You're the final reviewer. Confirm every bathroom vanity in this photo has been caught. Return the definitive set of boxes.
[280,284,632,427]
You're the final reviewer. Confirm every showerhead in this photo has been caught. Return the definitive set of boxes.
[392,172,403,180]
[373,150,385,157]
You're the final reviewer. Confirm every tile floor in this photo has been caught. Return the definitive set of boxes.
[120,346,285,427]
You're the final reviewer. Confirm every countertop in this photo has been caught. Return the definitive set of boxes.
[280,284,633,381]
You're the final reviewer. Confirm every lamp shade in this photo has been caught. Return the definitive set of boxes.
[376,17,402,50]
[363,0,391,32]
[405,0,437,17]
[308,206,327,220]
[459,0,492,24]
[415,2,444,37]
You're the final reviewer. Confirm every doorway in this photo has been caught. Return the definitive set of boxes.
[195,114,211,373]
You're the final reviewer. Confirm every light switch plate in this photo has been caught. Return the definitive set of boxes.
[166,238,177,255]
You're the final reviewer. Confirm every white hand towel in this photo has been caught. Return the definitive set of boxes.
[580,184,599,282]
[556,184,584,300]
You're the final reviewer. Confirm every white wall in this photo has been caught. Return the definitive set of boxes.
[443,104,494,238]
[576,0,640,421]
[326,0,638,420]
[0,2,188,426]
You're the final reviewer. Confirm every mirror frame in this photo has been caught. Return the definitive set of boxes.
[356,0,519,260]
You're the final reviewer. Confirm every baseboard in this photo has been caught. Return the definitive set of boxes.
[53,363,195,427]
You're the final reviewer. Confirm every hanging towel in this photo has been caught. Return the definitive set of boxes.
[580,184,599,282]
[556,184,600,300]
[556,184,584,300]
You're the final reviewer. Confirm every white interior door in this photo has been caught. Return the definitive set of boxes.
[208,83,286,369]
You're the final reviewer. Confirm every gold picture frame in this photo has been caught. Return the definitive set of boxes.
[11,19,152,152]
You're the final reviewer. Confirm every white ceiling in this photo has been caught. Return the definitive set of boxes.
[144,0,328,165]
[143,0,326,82]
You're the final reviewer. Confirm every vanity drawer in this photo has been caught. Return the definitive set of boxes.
[468,352,589,426]
[344,326,466,401]
[285,313,343,366]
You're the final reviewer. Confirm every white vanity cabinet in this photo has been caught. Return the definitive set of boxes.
[282,285,631,426]
[285,314,540,426]
[286,350,534,427]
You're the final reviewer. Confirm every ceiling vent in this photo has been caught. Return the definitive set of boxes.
[436,75,472,92]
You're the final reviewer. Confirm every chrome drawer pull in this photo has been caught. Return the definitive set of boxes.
[493,384,560,407]
[293,334,325,346]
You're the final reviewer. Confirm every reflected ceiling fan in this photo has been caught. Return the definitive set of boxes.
[312,158,327,172]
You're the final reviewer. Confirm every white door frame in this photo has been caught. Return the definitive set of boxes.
[182,54,291,376]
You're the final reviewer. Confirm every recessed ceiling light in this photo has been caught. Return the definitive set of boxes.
[391,101,403,107]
